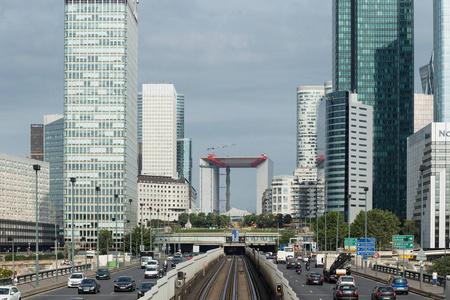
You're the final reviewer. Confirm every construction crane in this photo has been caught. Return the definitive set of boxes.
[207,144,236,155]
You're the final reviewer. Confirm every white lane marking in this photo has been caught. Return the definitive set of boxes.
[310,290,313,293]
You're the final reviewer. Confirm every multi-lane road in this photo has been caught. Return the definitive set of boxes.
[276,260,430,300]
[26,258,179,300]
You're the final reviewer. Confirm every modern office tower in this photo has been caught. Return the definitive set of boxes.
[407,123,450,249]
[138,175,196,225]
[414,94,434,133]
[141,83,178,179]
[0,153,55,251]
[434,1,450,121]
[420,52,434,95]
[30,124,44,161]
[44,114,64,241]
[261,188,272,215]
[63,1,138,249]
[138,92,143,174]
[317,91,373,223]
[332,0,414,216]
[177,138,192,184]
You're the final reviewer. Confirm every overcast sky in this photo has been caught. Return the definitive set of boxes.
[0,1,433,213]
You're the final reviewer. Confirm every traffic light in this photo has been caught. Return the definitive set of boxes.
[276,283,282,293]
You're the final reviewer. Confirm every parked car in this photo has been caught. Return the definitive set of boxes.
[333,284,358,300]
[95,268,111,280]
[144,266,158,279]
[387,277,409,295]
[287,258,298,269]
[371,285,396,300]
[68,273,85,288]
[337,276,356,286]
[172,257,182,267]
[306,272,323,285]
[114,276,136,292]
[0,286,21,300]
[77,278,101,294]
[137,282,157,299]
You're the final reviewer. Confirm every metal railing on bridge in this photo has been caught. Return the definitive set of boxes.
[373,264,445,286]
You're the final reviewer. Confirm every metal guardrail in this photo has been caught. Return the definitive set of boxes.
[373,264,445,286]
[0,263,91,286]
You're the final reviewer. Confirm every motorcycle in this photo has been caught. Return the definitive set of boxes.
[296,265,302,274]
[305,264,310,271]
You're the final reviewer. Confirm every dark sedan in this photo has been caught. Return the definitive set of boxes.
[77,278,101,294]
[371,286,396,300]
[286,258,298,269]
[114,276,136,292]
[171,257,182,267]
[137,282,157,299]
[95,268,111,280]
[333,284,358,300]
[306,272,323,285]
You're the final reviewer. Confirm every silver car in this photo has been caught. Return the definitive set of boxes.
[68,273,85,287]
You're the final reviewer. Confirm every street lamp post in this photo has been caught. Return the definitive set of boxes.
[157,209,160,257]
[363,186,369,273]
[33,164,41,287]
[149,207,152,251]
[336,211,339,254]
[81,237,87,276]
[324,181,328,253]
[114,194,118,268]
[140,203,144,253]
[95,186,100,270]
[129,199,133,264]
[178,213,181,253]
[8,237,14,285]
[347,194,351,252]
[419,164,426,289]
[70,177,76,274]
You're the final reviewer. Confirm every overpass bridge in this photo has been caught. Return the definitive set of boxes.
[154,231,279,254]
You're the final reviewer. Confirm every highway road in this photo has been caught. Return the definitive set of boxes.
[26,258,181,300]
[276,260,430,300]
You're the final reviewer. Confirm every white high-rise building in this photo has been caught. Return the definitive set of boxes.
[414,94,434,133]
[141,83,178,179]
[63,0,139,247]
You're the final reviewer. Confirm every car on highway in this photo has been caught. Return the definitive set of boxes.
[95,268,111,280]
[114,276,136,292]
[144,266,158,279]
[305,272,323,285]
[337,276,356,286]
[371,285,396,300]
[146,259,159,268]
[68,273,85,288]
[77,278,101,294]
[0,286,21,300]
[140,256,153,269]
[183,252,189,257]
[333,284,359,300]
[137,282,157,299]
[188,253,194,260]
[172,257,182,267]
[286,257,298,269]
[167,255,174,261]
[387,277,409,295]
[302,256,309,262]
[174,252,182,259]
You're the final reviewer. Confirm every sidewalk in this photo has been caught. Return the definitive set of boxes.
[352,263,444,299]
[18,260,140,298]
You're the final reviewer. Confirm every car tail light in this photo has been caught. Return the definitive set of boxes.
[354,290,358,295]
[320,277,323,280]
[309,276,312,279]
[406,283,409,287]
[391,283,394,287]
[338,291,342,295]
[377,292,381,296]
[392,292,396,295]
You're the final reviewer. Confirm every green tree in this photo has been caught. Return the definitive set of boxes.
[179,213,189,227]
[351,209,400,250]
[0,268,12,279]
[279,231,296,245]
[283,214,292,224]
[427,257,450,276]
[316,211,348,251]
[400,219,420,242]
[98,229,113,255]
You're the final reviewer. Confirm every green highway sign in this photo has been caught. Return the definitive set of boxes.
[393,235,414,242]
[393,242,414,249]
[345,238,358,246]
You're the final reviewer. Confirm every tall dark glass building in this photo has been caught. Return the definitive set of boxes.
[332,0,414,216]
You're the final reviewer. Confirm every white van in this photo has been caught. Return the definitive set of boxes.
[140,256,153,269]
[315,254,325,268]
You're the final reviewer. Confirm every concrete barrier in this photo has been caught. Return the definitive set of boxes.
[141,247,224,300]
[246,247,299,300]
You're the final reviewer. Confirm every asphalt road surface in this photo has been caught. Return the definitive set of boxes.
[26,258,182,300]
[275,260,430,300]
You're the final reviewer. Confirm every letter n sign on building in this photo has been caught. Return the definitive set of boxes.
[232,230,239,242]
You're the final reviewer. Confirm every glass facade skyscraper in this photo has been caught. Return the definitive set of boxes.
[434,1,450,121]
[332,0,414,216]
[64,0,138,247]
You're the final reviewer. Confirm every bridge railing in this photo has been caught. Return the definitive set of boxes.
[373,264,445,286]
[246,247,299,300]
[0,263,91,286]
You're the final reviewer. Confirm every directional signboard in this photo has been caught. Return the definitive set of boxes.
[393,242,413,249]
[345,238,358,246]
[357,237,376,259]
[393,235,413,242]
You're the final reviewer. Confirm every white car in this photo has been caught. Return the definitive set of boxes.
[167,255,174,261]
[146,260,159,268]
[0,286,21,300]
[140,256,152,269]
[68,273,85,287]
[144,266,159,279]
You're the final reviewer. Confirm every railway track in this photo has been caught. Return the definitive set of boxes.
[198,255,261,300]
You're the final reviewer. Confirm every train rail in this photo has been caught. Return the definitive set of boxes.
[197,255,261,300]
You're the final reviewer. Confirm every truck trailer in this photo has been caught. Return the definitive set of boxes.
[323,253,352,283]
